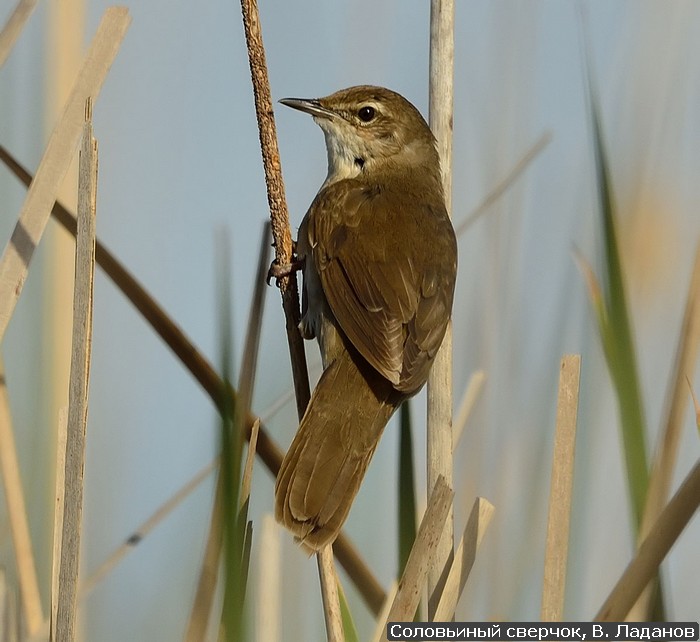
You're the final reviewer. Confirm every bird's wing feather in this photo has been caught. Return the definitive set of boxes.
[307,179,456,392]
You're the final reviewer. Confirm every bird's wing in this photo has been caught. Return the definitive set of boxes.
[306,180,456,393]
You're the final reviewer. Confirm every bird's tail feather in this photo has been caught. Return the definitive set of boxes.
[275,347,397,551]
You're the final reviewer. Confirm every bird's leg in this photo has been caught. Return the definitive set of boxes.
[267,241,304,286]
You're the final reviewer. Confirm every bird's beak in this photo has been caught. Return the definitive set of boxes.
[279,97,335,120]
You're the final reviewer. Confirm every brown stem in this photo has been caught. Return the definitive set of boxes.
[238,2,347,638]
[239,0,310,417]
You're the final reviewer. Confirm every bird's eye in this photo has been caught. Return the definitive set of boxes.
[358,106,375,122]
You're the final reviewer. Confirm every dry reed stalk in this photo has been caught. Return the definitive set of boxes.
[256,515,281,642]
[50,409,68,640]
[0,146,386,617]
[0,0,38,67]
[434,496,495,621]
[427,0,456,619]
[0,356,43,635]
[455,132,552,236]
[453,370,486,449]
[53,104,97,642]
[595,457,700,621]
[540,355,581,621]
[239,0,310,418]
[0,7,129,343]
[317,548,344,642]
[383,475,453,633]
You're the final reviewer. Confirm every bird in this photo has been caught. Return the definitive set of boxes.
[274,85,457,551]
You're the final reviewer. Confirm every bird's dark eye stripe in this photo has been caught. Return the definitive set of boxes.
[358,106,375,122]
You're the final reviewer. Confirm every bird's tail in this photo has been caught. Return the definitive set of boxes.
[275,347,398,551]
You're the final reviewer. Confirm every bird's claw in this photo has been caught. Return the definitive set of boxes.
[267,256,304,286]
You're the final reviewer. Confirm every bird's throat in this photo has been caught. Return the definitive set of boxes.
[319,124,365,187]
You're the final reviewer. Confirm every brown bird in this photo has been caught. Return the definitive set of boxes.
[275,85,457,550]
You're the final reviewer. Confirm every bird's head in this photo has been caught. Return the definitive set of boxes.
[280,85,440,186]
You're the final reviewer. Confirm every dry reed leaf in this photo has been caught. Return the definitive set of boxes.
[0,0,38,67]
[0,7,130,343]
[384,475,453,631]
[0,355,43,635]
[53,108,98,642]
[434,496,495,621]
[541,355,581,621]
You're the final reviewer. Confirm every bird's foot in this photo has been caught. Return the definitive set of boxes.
[267,256,303,286]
